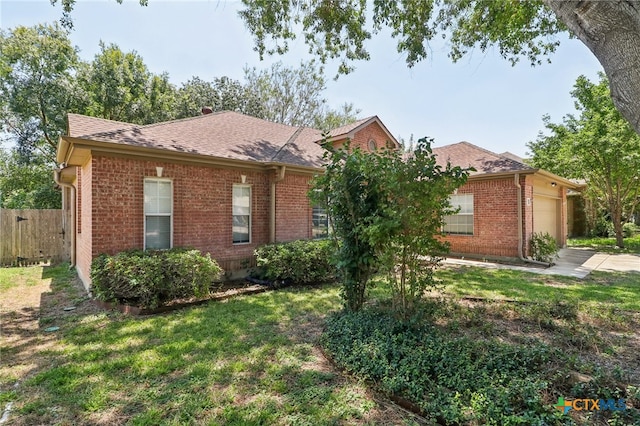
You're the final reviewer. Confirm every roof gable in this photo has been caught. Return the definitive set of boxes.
[328,116,400,149]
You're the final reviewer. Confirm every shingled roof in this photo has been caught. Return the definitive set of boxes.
[65,112,380,169]
[432,141,535,176]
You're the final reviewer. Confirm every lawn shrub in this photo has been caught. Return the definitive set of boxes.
[91,248,222,308]
[530,232,559,263]
[622,222,637,238]
[254,239,336,285]
[321,309,563,424]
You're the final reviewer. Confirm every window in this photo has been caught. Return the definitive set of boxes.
[233,185,251,243]
[312,206,329,239]
[144,178,172,249]
[443,193,473,235]
[368,139,377,151]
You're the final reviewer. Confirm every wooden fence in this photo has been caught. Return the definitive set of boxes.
[0,209,70,267]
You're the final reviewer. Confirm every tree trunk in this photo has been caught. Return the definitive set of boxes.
[544,1,640,134]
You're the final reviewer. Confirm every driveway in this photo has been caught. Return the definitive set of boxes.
[444,248,640,278]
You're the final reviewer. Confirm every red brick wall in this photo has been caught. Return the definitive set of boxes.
[76,154,319,285]
[351,122,395,152]
[275,172,313,241]
[443,177,523,258]
[88,155,274,262]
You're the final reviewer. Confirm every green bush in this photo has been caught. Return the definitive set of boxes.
[622,222,637,238]
[321,309,562,424]
[254,239,336,285]
[90,248,223,308]
[529,232,559,263]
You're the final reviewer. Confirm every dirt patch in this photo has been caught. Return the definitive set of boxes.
[0,266,101,406]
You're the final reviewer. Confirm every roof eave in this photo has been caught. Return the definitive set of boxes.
[61,136,324,173]
[534,169,581,189]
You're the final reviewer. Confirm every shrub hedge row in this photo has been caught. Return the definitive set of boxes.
[91,248,222,309]
[254,239,336,285]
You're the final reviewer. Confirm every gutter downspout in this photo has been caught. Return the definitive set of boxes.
[269,166,286,243]
[54,166,76,267]
[515,173,551,267]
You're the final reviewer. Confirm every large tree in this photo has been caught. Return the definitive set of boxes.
[78,42,177,124]
[244,60,359,129]
[0,23,82,163]
[528,73,640,248]
[238,0,640,135]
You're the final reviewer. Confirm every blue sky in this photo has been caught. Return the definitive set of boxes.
[1,0,604,157]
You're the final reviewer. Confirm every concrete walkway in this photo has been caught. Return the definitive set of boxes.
[443,248,640,278]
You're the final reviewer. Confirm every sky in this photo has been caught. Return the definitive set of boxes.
[1,0,604,157]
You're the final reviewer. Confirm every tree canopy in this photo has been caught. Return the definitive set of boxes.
[0,23,360,209]
[237,0,640,136]
[50,1,640,136]
[527,73,640,247]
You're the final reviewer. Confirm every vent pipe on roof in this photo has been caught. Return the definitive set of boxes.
[201,106,213,115]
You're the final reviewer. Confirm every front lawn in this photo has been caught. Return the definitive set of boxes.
[2,263,639,425]
[569,235,640,254]
[0,264,416,425]
[436,266,640,311]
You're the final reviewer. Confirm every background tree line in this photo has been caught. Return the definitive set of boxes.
[527,73,640,248]
[0,23,359,209]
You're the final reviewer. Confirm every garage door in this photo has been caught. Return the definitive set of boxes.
[533,196,559,241]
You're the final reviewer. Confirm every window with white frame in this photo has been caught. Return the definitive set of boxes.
[232,185,251,243]
[312,206,329,239]
[144,178,172,249]
[443,193,474,235]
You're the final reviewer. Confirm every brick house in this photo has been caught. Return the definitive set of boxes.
[55,111,398,289]
[434,142,581,261]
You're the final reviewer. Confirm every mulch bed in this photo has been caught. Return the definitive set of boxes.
[93,280,272,315]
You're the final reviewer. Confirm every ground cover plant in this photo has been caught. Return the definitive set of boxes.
[324,269,640,425]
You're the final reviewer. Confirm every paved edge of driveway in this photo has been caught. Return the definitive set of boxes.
[443,249,639,279]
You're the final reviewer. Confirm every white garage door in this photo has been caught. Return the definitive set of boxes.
[533,196,559,240]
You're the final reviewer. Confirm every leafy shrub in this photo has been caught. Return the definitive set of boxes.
[590,217,615,238]
[321,309,562,424]
[529,232,559,263]
[254,239,336,285]
[622,222,637,238]
[91,248,222,308]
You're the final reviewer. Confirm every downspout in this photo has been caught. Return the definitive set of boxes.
[515,173,551,267]
[54,166,76,267]
[269,166,286,243]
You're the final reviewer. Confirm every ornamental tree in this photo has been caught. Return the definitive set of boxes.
[311,138,471,314]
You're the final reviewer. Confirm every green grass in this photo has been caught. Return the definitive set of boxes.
[0,265,42,291]
[569,235,640,253]
[437,266,640,311]
[11,282,401,425]
[0,262,76,292]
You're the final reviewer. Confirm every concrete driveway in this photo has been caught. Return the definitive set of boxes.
[444,248,640,278]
